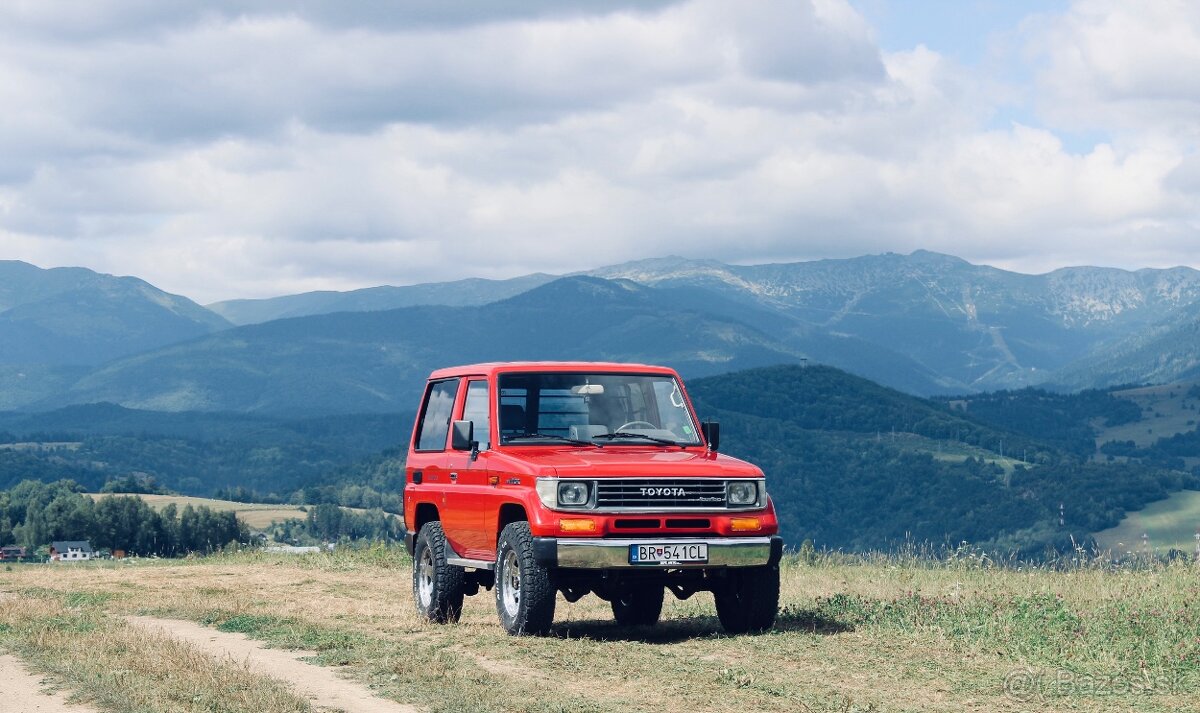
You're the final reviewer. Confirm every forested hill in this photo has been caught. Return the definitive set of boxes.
[688,364,1044,456]
[687,365,1197,553]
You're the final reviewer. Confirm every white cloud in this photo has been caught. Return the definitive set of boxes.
[1029,0,1200,141]
[0,0,1198,302]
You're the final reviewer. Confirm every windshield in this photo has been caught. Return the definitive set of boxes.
[497,372,702,446]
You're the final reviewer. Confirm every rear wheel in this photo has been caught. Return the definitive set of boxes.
[412,522,464,624]
[495,521,556,635]
[611,585,665,627]
[714,565,779,634]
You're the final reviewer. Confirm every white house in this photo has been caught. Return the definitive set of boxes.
[50,541,94,562]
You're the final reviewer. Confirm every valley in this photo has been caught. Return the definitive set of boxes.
[2,251,1200,557]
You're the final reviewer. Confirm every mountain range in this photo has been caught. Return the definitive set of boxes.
[4,251,1200,413]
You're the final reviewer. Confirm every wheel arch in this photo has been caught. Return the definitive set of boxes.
[414,502,440,535]
[497,502,528,542]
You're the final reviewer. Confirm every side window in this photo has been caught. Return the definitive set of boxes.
[415,379,459,451]
[463,380,491,450]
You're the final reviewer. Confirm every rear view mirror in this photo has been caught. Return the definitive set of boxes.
[571,384,605,395]
[451,420,475,451]
[701,420,720,452]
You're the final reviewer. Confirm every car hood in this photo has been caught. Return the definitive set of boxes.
[494,446,763,478]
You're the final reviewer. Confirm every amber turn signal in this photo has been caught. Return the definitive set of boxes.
[729,517,761,532]
[559,518,597,533]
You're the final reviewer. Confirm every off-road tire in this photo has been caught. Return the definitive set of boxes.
[611,585,665,627]
[714,565,779,634]
[412,522,465,623]
[495,521,556,635]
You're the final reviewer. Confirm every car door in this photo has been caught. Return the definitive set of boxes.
[408,378,460,547]
[443,377,493,559]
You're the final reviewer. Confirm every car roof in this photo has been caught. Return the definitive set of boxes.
[427,361,679,380]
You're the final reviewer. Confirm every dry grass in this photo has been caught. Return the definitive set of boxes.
[1,549,1198,713]
[0,594,313,712]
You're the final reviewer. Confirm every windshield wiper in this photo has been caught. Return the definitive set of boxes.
[591,432,681,446]
[505,433,600,447]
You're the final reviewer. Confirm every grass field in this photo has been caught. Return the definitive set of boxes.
[1,548,1197,712]
[892,433,1031,477]
[1094,489,1200,555]
[87,493,310,529]
[1097,382,1200,448]
[88,494,402,530]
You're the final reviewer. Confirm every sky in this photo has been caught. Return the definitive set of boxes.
[0,0,1198,303]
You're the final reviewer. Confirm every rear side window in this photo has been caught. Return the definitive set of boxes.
[415,379,459,451]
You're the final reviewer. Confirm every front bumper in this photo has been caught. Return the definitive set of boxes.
[533,535,783,569]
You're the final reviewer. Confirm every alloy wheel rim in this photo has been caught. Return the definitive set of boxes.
[417,546,435,608]
[501,549,521,618]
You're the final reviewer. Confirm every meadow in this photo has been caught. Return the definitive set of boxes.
[1,547,1197,713]
[85,493,401,530]
[86,493,309,529]
[1094,489,1200,555]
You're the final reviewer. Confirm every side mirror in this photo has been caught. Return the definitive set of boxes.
[451,420,475,451]
[701,420,720,452]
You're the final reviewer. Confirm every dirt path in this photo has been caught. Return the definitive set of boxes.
[0,654,100,713]
[126,617,418,713]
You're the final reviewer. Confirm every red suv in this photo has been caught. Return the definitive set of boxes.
[404,362,782,635]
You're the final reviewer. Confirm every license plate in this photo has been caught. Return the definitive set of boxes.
[629,542,708,565]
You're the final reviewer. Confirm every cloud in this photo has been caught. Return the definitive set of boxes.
[0,0,1198,302]
[1028,0,1200,140]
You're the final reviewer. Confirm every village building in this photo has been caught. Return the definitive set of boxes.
[49,541,94,562]
[0,545,26,561]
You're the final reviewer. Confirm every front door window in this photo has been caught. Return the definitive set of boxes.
[463,380,491,450]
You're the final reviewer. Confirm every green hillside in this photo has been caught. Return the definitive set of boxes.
[688,365,1196,552]
[0,403,412,497]
[935,387,1143,456]
[1093,490,1200,554]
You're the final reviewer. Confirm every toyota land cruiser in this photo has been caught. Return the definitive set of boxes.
[404,362,782,635]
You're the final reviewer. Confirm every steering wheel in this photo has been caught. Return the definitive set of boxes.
[616,420,656,432]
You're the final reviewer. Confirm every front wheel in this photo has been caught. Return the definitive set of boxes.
[495,521,556,635]
[412,522,464,623]
[714,565,779,634]
[612,585,665,627]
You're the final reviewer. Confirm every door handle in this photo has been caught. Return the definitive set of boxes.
[449,471,458,481]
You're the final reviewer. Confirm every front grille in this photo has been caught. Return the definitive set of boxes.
[594,479,729,510]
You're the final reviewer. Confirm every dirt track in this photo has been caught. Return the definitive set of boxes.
[125,616,419,713]
[0,654,100,713]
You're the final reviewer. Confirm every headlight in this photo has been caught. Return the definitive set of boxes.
[727,481,759,507]
[558,481,590,507]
